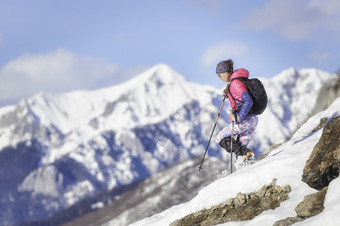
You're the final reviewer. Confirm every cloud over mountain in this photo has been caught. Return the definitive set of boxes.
[0,48,146,106]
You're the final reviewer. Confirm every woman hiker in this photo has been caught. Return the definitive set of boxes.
[214,59,257,165]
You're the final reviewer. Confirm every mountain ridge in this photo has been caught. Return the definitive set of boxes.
[0,64,335,225]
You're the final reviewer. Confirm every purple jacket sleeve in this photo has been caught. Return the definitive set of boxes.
[237,92,253,122]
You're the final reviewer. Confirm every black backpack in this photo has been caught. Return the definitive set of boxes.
[228,77,268,115]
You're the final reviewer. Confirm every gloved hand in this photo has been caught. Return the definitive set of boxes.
[228,111,239,122]
[222,87,228,97]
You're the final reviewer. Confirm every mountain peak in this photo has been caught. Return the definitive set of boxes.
[272,67,332,84]
[126,63,183,87]
[150,63,173,72]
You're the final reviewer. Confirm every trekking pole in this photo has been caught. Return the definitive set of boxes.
[198,94,227,171]
[230,110,234,174]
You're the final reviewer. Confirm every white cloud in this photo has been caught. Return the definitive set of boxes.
[201,40,248,67]
[242,0,340,41]
[0,48,146,106]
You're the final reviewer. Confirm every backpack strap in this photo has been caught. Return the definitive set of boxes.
[228,78,245,105]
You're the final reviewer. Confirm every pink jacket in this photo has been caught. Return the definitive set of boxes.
[228,68,253,122]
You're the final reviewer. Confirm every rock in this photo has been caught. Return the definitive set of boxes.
[311,117,328,133]
[256,185,267,197]
[302,116,340,190]
[274,187,328,226]
[284,185,291,193]
[170,180,290,226]
[295,187,328,217]
[273,217,305,226]
[234,192,246,207]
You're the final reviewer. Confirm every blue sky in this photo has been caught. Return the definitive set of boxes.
[0,0,339,106]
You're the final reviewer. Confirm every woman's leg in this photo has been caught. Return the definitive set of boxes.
[238,115,258,146]
[215,121,238,143]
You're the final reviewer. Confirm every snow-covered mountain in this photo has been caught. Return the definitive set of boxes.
[0,64,334,225]
[129,97,340,226]
[0,64,226,225]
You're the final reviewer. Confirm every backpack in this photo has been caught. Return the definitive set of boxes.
[228,77,268,115]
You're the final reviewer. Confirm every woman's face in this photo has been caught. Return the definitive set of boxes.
[218,72,231,82]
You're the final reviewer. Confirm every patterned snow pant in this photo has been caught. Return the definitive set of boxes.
[215,115,258,147]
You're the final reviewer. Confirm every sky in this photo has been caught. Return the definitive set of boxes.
[0,0,339,106]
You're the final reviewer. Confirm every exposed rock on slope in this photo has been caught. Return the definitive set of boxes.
[170,181,291,226]
[295,187,327,218]
[302,116,340,190]
[274,115,340,226]
[274,187,328,226]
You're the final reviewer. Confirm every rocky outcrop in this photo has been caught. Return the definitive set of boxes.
[295,186,327,217]
[170,180,291,226]
[274,187,328,226]
[274,116,340,225]
[302,116,340,190]
[273,217,305,226]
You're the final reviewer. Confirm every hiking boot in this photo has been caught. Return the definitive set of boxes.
[219,137,242,153]
[234,150,256,170]
[236,145,252,156]
[243,151,256,162]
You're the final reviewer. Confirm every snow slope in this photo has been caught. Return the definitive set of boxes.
[130,97,340,226]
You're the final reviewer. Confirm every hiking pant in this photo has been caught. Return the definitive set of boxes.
[215,114,258,147]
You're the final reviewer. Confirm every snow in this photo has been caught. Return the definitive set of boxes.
[64,180,95,206]
[18,165,63,197]
[91,202,104,209]
[129,97,340,226]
